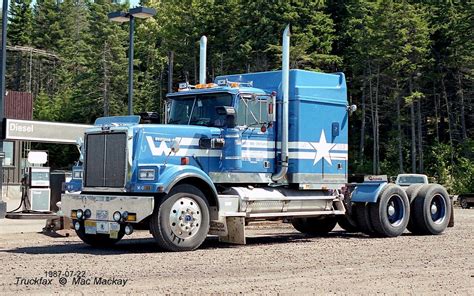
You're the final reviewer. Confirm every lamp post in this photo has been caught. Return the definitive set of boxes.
[0,0,8,218]
[108,7,156,115]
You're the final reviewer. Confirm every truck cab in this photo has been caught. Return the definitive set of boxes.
[395,174,429,187]
[61,27,452,251]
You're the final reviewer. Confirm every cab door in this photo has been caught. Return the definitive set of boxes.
[235,94,275,177]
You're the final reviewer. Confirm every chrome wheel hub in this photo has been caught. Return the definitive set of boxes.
[431,204,438,215]
[387,203,396,216]
[169,197,202,239]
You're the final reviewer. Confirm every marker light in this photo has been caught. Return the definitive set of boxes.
[113,211,122,222]
[181,157,190,165]
[76,209,84,220]
[217,79,227,86]
[124,225,134,235]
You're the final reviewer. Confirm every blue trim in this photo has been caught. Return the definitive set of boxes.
[351,182,388,203]
[158,165,217,195]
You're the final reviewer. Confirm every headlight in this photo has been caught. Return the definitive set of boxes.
[113,211,122,222]
[138,168,155,181]
[76,209,84,219]
[73,170,83,179]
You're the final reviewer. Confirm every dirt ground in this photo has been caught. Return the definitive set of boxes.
[0,208,473,295]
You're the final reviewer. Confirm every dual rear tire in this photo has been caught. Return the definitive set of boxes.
[291,216,338,235]
[354,184,410,237]
[353,184,451,237]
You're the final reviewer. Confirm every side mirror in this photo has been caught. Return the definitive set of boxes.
[139,112,160,124]
[215,106,236,128]
[347,104,357,114]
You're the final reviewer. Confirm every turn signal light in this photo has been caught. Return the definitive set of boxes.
[126,213,137,222]
[181,157,190,165]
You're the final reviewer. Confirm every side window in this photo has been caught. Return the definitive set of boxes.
[2,141,14,166]
[236,95,270,127]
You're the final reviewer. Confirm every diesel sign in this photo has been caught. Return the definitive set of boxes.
[3,119,92,144]
[9,122,34,133]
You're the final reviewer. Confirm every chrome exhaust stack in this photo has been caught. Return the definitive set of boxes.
[199,36,207,84]
[272,25,290,182]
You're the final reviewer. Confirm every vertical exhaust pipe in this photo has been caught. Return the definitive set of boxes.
[199,36,207,84]
[272,25,290,181]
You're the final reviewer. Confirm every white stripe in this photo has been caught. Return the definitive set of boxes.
[241,139,275,149]
[242,150,275,159]
[288,142,348,151]
[289,151,348,160]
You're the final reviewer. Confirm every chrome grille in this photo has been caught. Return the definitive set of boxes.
[84,133,127,188]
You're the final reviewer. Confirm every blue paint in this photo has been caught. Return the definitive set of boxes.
[351,182,388,203]
[83,69,350,193]
[222,128,242,171]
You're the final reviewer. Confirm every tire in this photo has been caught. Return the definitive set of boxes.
[410,184,452,235]
[353,203,375,235]
[75,227,124,247]
[291,216,337,235]
[405,184,425,233]
[337,215,359,233]
[150,184,210,252]
[369,184,410,237]
[460,197,470,209]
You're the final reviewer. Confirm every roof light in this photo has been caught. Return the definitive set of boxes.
[230,82,239,88]
[217,79,227,86]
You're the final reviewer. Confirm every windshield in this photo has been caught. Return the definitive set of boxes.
[167,93,233,127]
[397,176,425,184]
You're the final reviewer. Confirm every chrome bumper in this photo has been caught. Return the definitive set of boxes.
[61,193,154,223]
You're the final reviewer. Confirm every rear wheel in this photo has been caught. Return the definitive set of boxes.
[292,216,337,235]
[410,184,451,235]
[405,184,425,233]
[75,227,124,247]
[353,203,375,235]
[337,215,359,233]
[369,184,410,237]
[150,184,210,251]
[460,197,470,209]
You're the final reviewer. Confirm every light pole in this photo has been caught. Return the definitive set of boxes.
[0,0,8,218]
[108,7,156,115]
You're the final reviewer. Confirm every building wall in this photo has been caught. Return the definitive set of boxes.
[2,90,33,186]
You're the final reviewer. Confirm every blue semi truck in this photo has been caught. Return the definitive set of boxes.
[61,26,452,251]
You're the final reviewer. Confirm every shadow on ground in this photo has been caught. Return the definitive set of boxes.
[2,230,372,255]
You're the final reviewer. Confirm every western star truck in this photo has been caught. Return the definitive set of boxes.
[61,26,453,251]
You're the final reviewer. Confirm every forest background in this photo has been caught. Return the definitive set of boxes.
[2,0,473,193]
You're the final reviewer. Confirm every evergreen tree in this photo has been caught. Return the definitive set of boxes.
[8,0,33,46]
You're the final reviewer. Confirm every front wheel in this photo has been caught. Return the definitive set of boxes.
[150,184,210,252]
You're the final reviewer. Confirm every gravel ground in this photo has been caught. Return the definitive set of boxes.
[0,208,473,295]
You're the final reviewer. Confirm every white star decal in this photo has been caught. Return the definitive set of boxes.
[309,130,335,166]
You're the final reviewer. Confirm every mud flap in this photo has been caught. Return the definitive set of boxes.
[448,198,454,228]
[219,217,246,245]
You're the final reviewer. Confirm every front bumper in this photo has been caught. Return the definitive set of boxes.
[61,193,154,223]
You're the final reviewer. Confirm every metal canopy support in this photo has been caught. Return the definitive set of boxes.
[0,0,9,218]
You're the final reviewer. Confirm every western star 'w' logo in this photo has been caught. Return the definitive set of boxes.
[146,136,179,156]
